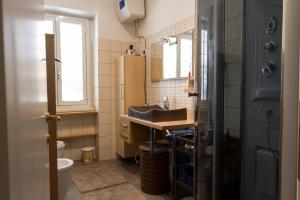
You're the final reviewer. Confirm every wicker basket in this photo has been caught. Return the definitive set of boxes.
[81,147,95,164]
[139,144,169,195]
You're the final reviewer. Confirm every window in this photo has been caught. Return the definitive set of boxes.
[45,14,91,107]
[200,29,208,101]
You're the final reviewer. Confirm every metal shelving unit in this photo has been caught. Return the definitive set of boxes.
[171,133,195,200]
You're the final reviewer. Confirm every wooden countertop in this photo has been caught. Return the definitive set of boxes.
[121,115,194,130]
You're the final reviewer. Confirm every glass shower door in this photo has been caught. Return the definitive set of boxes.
[195,0,243,199]
[195,0,282,199]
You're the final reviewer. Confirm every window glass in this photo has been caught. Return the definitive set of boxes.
[45,20,54,34]
[59,21,85,102]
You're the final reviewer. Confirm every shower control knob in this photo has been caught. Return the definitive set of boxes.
[266,17,277,35]
[261,62,276,78]
[264,41,276,52]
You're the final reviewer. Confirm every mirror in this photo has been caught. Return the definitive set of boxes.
[151,30,194,81]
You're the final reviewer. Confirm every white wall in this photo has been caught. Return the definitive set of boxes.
[44,0,196,42]
[280,0,300,199]
[139,0,195,36]
[44,0,135,41]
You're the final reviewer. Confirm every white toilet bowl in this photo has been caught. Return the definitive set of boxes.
[57,140,65,158]
[58,158,74,200]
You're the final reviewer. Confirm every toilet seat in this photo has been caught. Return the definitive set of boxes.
[57,158,74,172]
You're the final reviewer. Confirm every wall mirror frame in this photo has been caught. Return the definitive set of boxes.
[151,29,195,81]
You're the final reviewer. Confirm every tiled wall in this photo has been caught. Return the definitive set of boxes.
[87,15,197,161]
[56,38,98,161]
[93,38,137,160]
[57,115,97,160]
[143,15,196,119]
[63,8,242,162]
[224,0,243,138]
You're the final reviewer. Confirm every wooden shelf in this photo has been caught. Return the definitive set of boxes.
[57,110,97,116]
[57,132,97,140]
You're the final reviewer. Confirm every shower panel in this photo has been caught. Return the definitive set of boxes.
[243,0,282,199]
[195,0,282,199]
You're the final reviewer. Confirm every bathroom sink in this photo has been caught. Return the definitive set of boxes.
[128,105,187,122]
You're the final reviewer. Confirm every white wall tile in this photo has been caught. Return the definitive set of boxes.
[110,40,122,53]
[99,76,111,88]
[99,64,110,75]
[71,138,83,148]
[110,112,116,124]
[99,100,111,113]
[83,137,96,147]
[98,124,110,137]
[57,125,71,138]
[99,136,110,149]
[99,148,111,160]
[99,38,110,51]
[110,52,121,64]
[70,124,82,137]
[99,51,111,64]
[110,135,116,147]
[110,147,117,159]
[99,88,111,100]
[98,113,110,125]
[110,64,115,76]
[70,148,82,161]
[110,124,116,136]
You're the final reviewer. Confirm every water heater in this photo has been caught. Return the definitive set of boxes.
[116,0,145,23]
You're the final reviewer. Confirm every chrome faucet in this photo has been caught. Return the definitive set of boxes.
[163,96,169,110]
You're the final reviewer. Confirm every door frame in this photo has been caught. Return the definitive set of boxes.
[280,0,300,199]
[46,34,59,200]
[0,0,9,198]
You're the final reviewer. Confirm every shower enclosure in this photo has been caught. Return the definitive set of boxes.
[195,0,282,199]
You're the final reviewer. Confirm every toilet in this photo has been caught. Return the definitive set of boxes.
[57,141,74,200]
[58,158,74,200]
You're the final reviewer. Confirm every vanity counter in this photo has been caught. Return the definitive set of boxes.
[120,115,194,130]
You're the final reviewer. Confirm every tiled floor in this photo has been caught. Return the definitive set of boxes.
[65,159,170,200]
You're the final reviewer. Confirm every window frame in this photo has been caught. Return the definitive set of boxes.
[45,14,92,110]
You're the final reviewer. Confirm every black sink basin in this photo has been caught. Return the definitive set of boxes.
[128,105,187,122]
